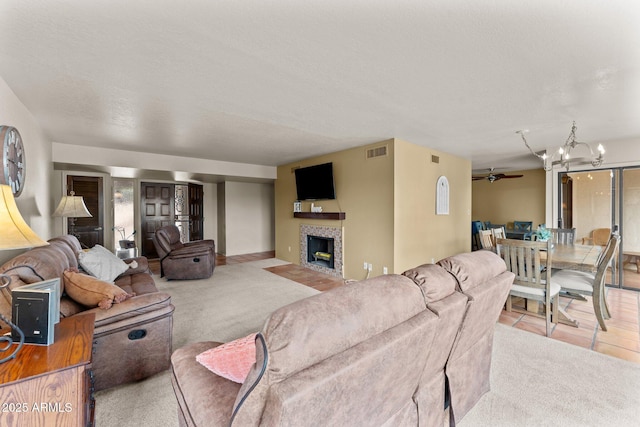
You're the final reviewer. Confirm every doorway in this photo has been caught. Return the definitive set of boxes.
[67,175,104,248]
[559,168,640,290]
[139,182,205,259]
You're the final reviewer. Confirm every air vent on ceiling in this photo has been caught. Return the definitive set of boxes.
[366,145,388,159]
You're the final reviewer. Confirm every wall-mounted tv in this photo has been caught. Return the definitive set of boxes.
[294,162,336,201]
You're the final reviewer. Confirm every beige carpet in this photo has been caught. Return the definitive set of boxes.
[94,259,318,427]
[95,260,640,426]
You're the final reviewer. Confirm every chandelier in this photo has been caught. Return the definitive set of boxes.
[517,121,605,171]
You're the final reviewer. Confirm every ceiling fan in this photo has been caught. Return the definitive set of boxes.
[472,168,524,183]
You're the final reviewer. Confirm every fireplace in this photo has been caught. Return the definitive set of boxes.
[307,235,335,269]
[300,224,343,277]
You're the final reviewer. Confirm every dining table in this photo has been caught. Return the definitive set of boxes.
[541,242,602,327]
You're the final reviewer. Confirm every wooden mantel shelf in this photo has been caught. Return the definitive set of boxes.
[294,212,346,220]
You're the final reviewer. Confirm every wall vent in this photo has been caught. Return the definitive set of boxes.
[366,145,388,159]
[431,155,440,164]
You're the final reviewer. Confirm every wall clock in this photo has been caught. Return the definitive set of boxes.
[0,125,25,197]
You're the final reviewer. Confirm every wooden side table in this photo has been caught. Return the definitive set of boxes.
[0,313,95,427]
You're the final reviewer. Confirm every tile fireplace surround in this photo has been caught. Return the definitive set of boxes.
[300,224,343,277]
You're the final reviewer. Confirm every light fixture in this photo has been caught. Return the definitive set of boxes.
[0,184,49,363]
[52,191,92,238]
[518,121,605,171]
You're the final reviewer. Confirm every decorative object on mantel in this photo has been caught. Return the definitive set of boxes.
[436,176,450,215]
[0,125,26,197]
[310,203,323,213]
[52,190,92,238]
[0,184,49,363]
[293,201,301,213]
[518,121,605,171]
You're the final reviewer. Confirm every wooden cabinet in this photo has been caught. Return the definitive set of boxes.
[0,313,95,427]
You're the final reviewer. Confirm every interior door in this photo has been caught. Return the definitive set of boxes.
[67,175,104,248]
[141,182,175,258]
[188,183,204,242]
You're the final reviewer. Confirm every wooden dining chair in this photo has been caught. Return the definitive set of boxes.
[478,229,495,251]
[551,234,620,331]
[513,221,534,240]
[549,228,576,245]
[496,238,560,336]
[491,226,506,243]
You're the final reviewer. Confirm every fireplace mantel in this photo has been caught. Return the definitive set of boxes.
[294,212,346,220]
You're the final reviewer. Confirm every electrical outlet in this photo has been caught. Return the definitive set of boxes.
[364,261,368,270]
[367,263,373,272]
[383,266,388,274]
[431,258,435,264]
[288,246,291,252]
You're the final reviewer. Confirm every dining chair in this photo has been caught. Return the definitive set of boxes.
[478,229,495,251]
[551,233,620,331]
[496,238,559,336]
[513,221,534,240]
[491,226,506,243]
[471,220,484,251]
[549,228,576,245]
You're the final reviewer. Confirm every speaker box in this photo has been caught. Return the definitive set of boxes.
[11,278,60,346]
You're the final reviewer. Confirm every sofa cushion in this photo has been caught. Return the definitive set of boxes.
[79,245,129,282]
[402,263,458,303]
[63,269,132,309]
[437,250,508,292]
[196,333,257,383]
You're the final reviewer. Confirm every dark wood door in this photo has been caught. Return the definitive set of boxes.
[67,176,104,248]
[188,183,204,242]
[141,182,175,258]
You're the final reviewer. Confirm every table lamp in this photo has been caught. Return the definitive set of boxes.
[0,184,49,363]
[52,190,92,238]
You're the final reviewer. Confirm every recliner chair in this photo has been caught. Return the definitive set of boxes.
[152,225,216,280]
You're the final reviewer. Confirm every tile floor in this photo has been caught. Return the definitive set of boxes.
[151,251,640,364]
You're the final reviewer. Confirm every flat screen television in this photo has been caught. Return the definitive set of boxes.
[294,162,336,201]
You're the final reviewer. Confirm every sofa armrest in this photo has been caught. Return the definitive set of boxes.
[167,246,213,260]
[118,257,150,277]
[183,240,215,250]
[87,292,173,328]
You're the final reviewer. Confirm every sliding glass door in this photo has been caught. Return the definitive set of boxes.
[559,167,640,290]
[621,168,640,290]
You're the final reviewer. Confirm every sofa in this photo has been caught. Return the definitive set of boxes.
[170,250,513,426]
[0,235,175,391]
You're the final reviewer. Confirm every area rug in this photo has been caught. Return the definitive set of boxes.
[95,260,640,426]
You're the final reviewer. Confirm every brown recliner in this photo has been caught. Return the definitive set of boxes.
[152,225,215,280]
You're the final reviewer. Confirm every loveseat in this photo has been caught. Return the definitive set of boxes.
[0,235,175,391]
[170,250,513,426]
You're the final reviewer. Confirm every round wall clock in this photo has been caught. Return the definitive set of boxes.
[0,125,25,197]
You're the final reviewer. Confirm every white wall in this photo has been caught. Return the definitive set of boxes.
[0,76,52,264]
[220,181,274,256]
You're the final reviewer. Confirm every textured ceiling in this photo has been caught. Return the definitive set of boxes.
[1,0,639,172]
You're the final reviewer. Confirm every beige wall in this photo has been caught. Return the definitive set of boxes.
[275,139,471,279]
[218,181,275,256]
[393,139,471,272]
[472,169,545,231]
[275,140,395,279]
[0,77,53,264]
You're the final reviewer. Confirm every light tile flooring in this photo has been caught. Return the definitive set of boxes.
[150,251,640,365]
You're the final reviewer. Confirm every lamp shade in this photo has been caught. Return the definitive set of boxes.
[52,192,92,218]
[0,184,48,250]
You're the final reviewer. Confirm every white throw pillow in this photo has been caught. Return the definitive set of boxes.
[78,244,129,282]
